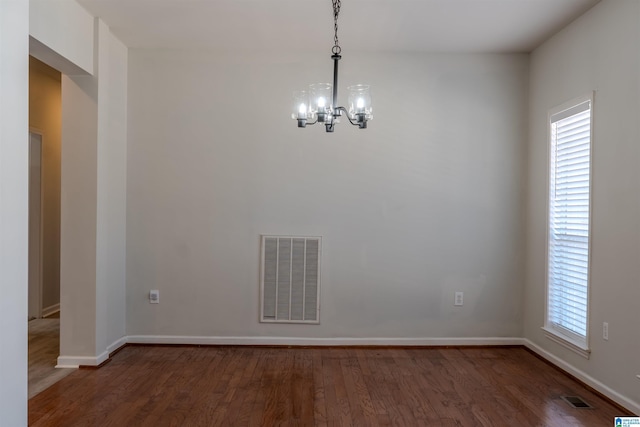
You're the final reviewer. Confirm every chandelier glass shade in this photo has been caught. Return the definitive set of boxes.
[291,0,372,132]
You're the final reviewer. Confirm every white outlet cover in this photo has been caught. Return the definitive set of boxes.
[149,290,159,304]
[454,292,463,306]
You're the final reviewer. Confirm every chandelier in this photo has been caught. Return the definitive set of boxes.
[292,0,373,132]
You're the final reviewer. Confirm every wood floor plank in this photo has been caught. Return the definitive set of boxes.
[311,349,328,424]
[227,349,265,426]
[332,351,355,426]
[340,349,377,426]
[28,346,635,425]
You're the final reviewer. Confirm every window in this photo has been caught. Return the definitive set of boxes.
[544,93,593,358]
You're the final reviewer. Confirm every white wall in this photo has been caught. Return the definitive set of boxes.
[96,20,128,356]
[126,51,528,341]
[28,2,128,366]
[58,19,128,366]
[59,71,99,361]
[29,0,94,75]
[0,1,29,424]
[525,0,640,412]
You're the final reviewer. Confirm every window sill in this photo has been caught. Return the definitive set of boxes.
[541,326,591,359]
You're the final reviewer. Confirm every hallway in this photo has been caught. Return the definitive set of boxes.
[28,316,75,399]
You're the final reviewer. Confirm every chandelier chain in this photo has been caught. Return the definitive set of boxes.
[332,0,341,55]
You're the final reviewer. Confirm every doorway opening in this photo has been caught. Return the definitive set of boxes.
[28,56,67,398]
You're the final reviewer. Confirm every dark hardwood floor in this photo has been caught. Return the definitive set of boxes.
[28,346,632,426]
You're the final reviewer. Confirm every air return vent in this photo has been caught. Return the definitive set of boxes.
[260,236,321,324]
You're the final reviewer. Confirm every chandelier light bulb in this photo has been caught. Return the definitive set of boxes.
[290,0,372,132]
[292,90,310,127]
[347,84,372,128]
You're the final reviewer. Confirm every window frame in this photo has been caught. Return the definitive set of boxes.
[542,92,595,359]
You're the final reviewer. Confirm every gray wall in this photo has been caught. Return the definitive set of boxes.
[126,51,528,339]
[525,0,640,410]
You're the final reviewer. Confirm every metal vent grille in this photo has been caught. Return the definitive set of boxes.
[561,396,592,409]
[260,236,321,324]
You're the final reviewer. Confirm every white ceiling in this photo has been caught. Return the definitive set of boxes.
[77,0,600,53]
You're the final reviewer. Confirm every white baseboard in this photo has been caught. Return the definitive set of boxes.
[126,335,525,347]
[55,335,128,368]
[523,339,640,415]
[42,303,60,318]
[107,336,127,355]
[55,336,521,367]
[56,351,108,368]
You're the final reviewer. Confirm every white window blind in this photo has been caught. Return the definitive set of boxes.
[546,96,592,352]
[260,236,321,324]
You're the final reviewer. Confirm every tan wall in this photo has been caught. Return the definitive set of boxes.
[29,56,61,312]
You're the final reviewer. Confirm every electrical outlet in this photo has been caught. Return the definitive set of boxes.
[636,375,640,380]
[602,322,608,340]
[149,290,159,304]
[454,292,463,306]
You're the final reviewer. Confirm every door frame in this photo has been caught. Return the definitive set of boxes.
[28,129,44,320]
